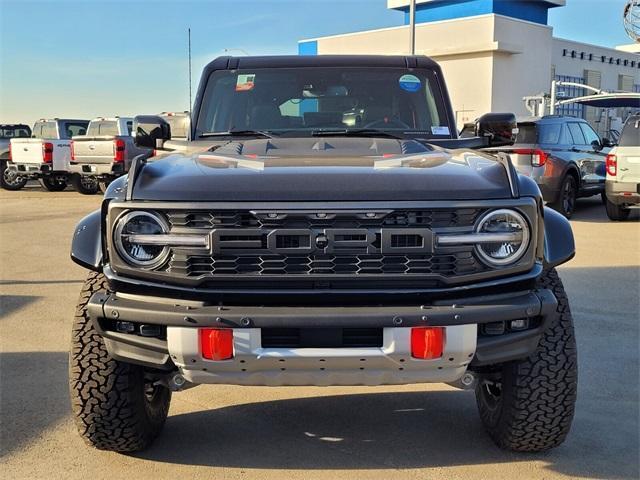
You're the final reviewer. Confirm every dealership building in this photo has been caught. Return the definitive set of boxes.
[298,0,640,135]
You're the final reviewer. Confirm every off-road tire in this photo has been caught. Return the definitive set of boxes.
[72,174,99,195]
[605,197,630,221]
[69,271,171,452]
[475,268,577,452]
[0,159,27,190]
[549,174,577,218]
[40,175,68,192]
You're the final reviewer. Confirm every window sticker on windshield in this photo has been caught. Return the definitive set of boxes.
[236,74,256,92]
[431,126,450,135]
[399,74,421,92]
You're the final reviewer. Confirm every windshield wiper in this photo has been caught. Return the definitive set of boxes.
[199,130,275,139]
[311,129,404,139]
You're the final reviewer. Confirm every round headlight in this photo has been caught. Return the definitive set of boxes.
[475,209,530,266]
[114,211,170,268]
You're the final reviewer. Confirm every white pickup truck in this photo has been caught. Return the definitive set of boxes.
[8,119,89,191]
[70,117,150,194]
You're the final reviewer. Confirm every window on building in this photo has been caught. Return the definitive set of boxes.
[554,74,584,118]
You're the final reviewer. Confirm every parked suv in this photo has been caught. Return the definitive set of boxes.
[8,119,89,191]
[0,124,31,190]
[70,117,151,194]
[604,114,640,220]
[486,116,609,218]
[70,55,577,454]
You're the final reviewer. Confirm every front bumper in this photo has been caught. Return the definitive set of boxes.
[88,287,558,386]
[606,181,640,206]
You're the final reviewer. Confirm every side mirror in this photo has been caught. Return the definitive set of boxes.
[591,140,603,152]
[133,115,171,149]
[476,113,518,147]
[601,138,612,148]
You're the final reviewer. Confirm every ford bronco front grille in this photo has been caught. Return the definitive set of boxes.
[166,208,481,230]
[159,208,489,280]
[168,252,483,276]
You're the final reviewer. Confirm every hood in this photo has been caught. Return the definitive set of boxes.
[132,137,512,201]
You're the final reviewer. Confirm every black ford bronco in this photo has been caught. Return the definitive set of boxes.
[69,55,577,453]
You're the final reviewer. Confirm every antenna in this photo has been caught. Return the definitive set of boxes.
[409,0,416,54]
[188,28,192,140]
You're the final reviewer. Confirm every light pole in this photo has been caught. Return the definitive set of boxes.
[409,0,416,54]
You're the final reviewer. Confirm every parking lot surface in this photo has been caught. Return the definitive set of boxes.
[1,186,638,480]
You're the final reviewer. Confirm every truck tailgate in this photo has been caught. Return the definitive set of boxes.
[72,136,116,164]
[9,139,43,164]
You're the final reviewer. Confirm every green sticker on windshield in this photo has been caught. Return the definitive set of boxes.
[236,74,256,92]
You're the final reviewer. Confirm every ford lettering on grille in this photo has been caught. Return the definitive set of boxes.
[210,228,434,255]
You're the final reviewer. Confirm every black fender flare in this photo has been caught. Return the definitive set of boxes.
[70,209,103,271]
[542,206,575,269]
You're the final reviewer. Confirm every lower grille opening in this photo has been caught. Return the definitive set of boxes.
[261,327,383,348]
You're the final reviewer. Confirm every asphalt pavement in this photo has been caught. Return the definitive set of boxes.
[1,186,638,480]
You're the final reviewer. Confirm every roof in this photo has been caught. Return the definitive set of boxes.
[516,115,586,123]
[202,55,441,74]
[561,93,640,109]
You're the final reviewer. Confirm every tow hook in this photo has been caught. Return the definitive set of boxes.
[447,371,477,390]
[155,372,196,392]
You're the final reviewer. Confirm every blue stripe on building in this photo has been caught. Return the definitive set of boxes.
[399,0,559,26]
[298,40,318,56]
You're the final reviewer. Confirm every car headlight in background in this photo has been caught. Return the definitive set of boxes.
[113,211,171,268]
[474,209,530,266]
[437,208,530,267]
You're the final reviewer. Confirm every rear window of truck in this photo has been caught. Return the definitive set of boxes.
[515,123,561,144]
[618,116,640,147]
[87,121,119,136]
[0,126,31,138]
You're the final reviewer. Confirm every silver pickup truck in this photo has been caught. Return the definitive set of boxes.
[70,117,151,194]
[8,119,89,191]
[1,124,31,190]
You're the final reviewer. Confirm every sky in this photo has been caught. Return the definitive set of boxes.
[0,0,635,126]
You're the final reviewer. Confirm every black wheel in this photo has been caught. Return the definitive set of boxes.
[475,269,577,452]
[72,174,99,195]
[0,159,27,190]
[69,271,171,452]
[40,175,68,192]
[600,191,607,205]
[550,175,577,218]
[605,196,630,221]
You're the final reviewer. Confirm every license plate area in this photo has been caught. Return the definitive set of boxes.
[261,328,383,348]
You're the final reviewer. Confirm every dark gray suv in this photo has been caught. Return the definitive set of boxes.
[485,116,610,218]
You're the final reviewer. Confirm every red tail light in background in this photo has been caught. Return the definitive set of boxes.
[8,142,11,160]
[113,139,126,163]
[42,142,54,163]
[606,154,617,176]
[200,328,234,361]
[411,327,444,360]
[70,140,75,161]
[514,148,547,167]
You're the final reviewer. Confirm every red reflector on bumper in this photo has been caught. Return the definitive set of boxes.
[200,328,234,360]
[411,327,444,359]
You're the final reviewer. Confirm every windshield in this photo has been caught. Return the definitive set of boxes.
[0,126,31,138]
[195,67,452,139]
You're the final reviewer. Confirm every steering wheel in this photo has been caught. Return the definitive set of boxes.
[363,117,412,129]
